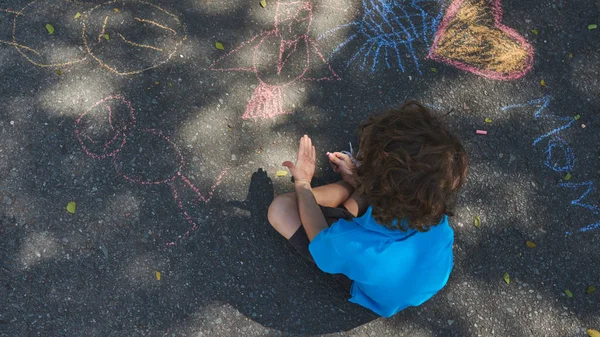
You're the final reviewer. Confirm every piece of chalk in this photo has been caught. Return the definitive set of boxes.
[476,130,487,135]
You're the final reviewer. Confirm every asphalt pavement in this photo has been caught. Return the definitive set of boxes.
[0,0,599,336]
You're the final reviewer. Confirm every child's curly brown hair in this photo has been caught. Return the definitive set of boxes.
[355,100,468,231]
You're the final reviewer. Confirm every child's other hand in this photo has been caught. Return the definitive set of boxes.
[327,152,357,187]
[283,135,316,185]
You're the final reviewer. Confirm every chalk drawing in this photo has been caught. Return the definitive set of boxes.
[209,0,339,119]
[319,0,444,74]
[428,0,534,80]
[75,95,227,247]
[501,95,576,146]
[500,95,552,119]
[544,138,575,173]
[559,181,600,234]
[7,0,87,67]
[1,0,184,75]
[82,0,187,75]
[502,95,598,234]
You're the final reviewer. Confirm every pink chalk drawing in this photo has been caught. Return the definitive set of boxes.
[427,0,534,80]
[75,95,227,247]
[209,0,339,119]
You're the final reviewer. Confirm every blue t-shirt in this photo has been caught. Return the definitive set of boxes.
[308,206,454,317]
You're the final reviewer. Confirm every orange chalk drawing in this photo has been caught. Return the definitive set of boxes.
[82,0,187,75]
[0,0,185,75]
[428,0,534,80]
[10,0,87,67]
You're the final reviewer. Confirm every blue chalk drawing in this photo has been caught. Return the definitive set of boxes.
[544,138,575,173]
[503,95,599,235]
[501,95,552,118]
[501,95,576,145]
[559,181,600,234]
[319,0,444,73]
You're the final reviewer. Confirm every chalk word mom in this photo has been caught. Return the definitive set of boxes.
[502,95,599,234]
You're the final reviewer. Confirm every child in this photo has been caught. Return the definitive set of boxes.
[268,101,468,317]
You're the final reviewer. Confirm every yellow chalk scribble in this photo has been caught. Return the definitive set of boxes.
[429,0,533,80]
[0,8,23,16]
[99,15,110,42]
[118,33,164,52]
[0,39,40,55]
[82,0,187,76]
[134,17,177,34]
[11,0,87,68]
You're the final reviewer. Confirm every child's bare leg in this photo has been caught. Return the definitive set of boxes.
[268,181,353,239]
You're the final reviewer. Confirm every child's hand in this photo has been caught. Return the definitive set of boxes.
[327,152,357,187]
[283,135,316,185]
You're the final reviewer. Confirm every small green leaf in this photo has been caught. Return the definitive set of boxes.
[531,29,538,35]
[74,12,81,19]
[540,79,546,87]
[574,114,581,120]
[103,33,110,40]
[587,286,596,294]
[526,241,536,248]
[215,41,224,50]
[565,289,573,298]
[563,173,572,181]
[260,0,267,8]
[503,272,510,284]
[56,69,62,75]
[430,67,437,72]
[588,329,600,337]
[46,23,55,34]
[473,215,481,228]
[485,118,492,123]
[588,24,598,30]
[66,201,76,214]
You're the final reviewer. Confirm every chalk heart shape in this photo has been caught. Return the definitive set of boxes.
[428,0,534,80]
[83,0,186,75]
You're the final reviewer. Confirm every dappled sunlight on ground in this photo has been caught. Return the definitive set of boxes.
[18,231,60,270]
[38,73,121,118]
[0,0,599,335]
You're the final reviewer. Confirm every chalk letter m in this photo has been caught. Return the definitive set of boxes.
[559,181,600,234]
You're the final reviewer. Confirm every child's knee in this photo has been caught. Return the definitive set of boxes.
[267,193,294,226]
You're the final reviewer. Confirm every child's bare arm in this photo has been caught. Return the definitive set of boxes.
[343,190,369,217]
[294,181,329,241]
[283,135,329,241]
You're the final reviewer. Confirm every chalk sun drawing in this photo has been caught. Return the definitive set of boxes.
[209,0,339,119]
[75,95,226,247]
[502,96,599,234]
[428,0,534,80]
[0,0,185,75]
[319,0,444,74]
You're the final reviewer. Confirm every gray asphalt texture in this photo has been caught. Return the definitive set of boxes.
[0,0,599,336]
